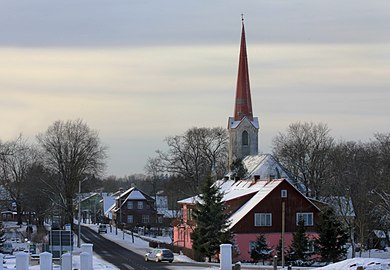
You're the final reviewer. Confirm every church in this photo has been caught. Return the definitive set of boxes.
[173,19,320,262]
[227,20,298,187]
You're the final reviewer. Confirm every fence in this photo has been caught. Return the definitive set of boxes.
[0,243,94,270]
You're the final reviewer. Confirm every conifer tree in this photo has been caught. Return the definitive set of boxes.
[316,207,348,262]
[250,234,272,265]
[191,176,232,262]
[230,158,247,179]
[288,219,309,262]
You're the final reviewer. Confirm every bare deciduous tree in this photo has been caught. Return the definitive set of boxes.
[272,122,334,198]
[37,119,107,226]
[147,127,228,195]
[0,136,38,225]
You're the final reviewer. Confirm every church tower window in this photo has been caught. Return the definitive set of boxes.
[242,131,249,146]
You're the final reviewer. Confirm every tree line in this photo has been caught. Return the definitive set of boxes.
[1,119,389,256]
[0,119,107,229]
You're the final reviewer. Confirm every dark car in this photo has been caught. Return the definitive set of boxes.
[98,224,107,233]
[144,248,174,263]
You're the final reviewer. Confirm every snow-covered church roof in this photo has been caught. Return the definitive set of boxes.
[243,154,290,180]
[241,154,305,192]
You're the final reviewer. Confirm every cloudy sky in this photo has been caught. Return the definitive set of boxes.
[1,0,389,177]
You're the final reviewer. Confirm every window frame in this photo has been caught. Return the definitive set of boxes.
[127,215,133,224]
[296,212,314,226]
[242,130,249,146]
[127,201,133,209]
[142,214,150,224]
[254,213,272,227]
[137,201,143,209]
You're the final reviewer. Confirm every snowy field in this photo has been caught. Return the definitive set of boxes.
[2,222,390,269]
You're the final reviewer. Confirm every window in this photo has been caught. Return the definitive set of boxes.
[307,240,315,253]
[281,189,287,198]
[187,208,193,221]
[249,241,256,252]
[127,215,133,224]
[138,201,143,209]
[127,201,133,209]
[158,216,163,224]
[254,213,272,226]
[242,131,249,146]
[296,212,314,226]
[142,215,149,224]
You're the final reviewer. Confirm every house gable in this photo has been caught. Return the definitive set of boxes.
[231,179,320,234]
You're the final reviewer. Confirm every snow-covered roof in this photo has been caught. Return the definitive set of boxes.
[227,179,283,229]
[178,177,319,230]
[241,154,306,192]
[105,203,116,218]
[118,187,152,201]
[243,154,290,180]
[103,194,116,219]
[373,230,387,239]
[126,190,146,200]
[177,195,199,205]
[228,116,259,129]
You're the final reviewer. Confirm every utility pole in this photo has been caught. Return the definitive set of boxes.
[78,180,82,248]
[281,200,285,268]
[78,176,89,248]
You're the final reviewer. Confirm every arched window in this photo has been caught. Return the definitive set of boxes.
[242,131,249,146]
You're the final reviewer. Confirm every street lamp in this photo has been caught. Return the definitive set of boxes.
[78,176,89,248]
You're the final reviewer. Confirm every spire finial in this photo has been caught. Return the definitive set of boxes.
[241,14,244,22]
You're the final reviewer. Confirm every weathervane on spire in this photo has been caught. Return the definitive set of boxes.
[241,13,244,22]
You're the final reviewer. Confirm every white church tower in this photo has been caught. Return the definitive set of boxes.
[228,18,259,167]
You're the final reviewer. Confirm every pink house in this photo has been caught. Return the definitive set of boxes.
[173,178,320,261]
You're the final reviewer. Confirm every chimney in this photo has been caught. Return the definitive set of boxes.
[254,175,260,181]
[223,176,229,181]
[234,176,240,182]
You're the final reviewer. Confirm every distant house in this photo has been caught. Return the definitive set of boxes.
[101,193,116,223]
[79,193,103,224]
[112,187,163,229]
[174,177,321,261]
[155,195,178,227]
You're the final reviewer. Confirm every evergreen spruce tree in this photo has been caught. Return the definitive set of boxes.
[230,158,247,179]
[191,176,232,262]
[316,207,348,263]
[250,234,272,265]
[288,219,309,262]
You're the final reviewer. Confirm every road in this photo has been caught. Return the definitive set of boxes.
[80,226,172,270]
[80,226,222,270]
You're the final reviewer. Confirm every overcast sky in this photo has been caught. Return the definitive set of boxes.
[1,0,389,177]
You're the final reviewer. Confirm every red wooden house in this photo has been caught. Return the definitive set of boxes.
[173,177,321,261]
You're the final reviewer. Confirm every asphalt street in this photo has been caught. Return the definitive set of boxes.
[80,226,171,270]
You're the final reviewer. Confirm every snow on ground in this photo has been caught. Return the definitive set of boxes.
[3,221,390,269]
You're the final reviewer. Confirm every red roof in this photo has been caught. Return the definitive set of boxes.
[234,19,253,121]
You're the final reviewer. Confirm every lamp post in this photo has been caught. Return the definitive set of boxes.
[78,176,89,248]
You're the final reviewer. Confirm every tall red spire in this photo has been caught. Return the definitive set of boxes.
[234,17,253,121]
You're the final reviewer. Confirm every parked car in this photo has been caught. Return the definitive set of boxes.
[144,248,174,263]
[98,224,107,233]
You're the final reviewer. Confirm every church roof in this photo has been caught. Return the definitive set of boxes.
[234,18,253,121]
[242,154,305,192]
[228,116,259,129]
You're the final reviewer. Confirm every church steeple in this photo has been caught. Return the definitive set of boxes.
[234,17,253,121]
[228,17,259,167]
